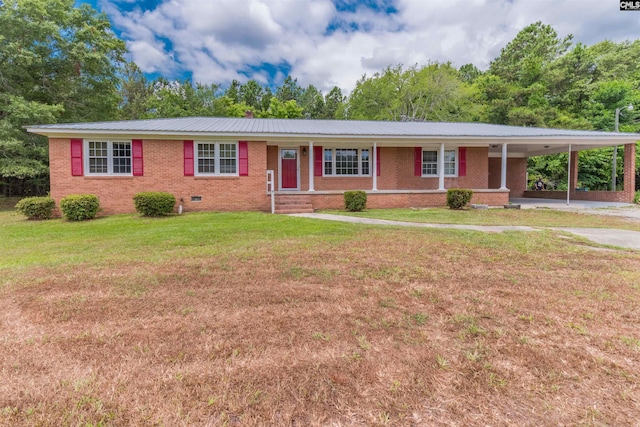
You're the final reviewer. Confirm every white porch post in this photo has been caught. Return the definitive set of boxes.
[500,143,508,190]
[438,143,445,190]
[372,142,378,191]
[308,141,314,192]
[566,144,572,205]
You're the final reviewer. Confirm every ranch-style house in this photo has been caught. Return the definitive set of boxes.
[26,117,638,214]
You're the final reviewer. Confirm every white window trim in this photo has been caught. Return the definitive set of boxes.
[323,147,372,177]
[422,148,458,178]
[194,141,239,176]
[84,139,132,176]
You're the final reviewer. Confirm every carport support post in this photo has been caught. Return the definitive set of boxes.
[308,141,314,192]
[500,143,508,190]
[566,144,572,205]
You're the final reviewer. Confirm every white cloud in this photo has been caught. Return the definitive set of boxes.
[101,0,640,94]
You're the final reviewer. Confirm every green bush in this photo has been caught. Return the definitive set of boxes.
[344,190,367,212]
[635,190,640,204]
[446,188,473,210]
[133,192,176,216]
[15,196,56,220]
[60,194,100,221]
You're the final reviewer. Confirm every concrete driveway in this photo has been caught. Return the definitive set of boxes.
[289,209,640,251]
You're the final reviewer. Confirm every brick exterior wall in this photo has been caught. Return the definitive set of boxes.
[309,191,509,210]
[268,146,491,192]
[50,139,512,214]
[488,157,527,196]
[49,138,270,215]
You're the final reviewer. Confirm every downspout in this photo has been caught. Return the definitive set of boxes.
[566,144,572,205]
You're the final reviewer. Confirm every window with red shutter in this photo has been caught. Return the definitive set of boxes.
[71,139,83,176]
[184,140,194,176]
[132,140,143,176]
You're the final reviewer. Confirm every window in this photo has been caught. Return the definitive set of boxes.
[422,149,457,177]
[85,140,132,175]
[323,148,371,176]
[195,142,238,175]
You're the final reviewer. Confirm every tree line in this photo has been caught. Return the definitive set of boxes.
[1,0,639,196]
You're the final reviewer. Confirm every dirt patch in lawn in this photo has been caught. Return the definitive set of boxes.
[1,228,640,426]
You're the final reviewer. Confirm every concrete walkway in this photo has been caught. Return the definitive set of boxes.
[289,213,640,250]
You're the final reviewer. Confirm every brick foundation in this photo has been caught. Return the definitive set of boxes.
[303,190,509,210]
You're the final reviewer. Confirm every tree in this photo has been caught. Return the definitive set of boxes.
[489,21,572,86]
[119,62,150,120]
[347,63,477,122]
[299,84,325,118]
[259,98,304,118]
[0,0,126,195]
[459,63,482,83]
[275,76,304,103]
[224,79,241,103]
[238,80,265,111]
[323,86,346,119]
[145,79,223,118]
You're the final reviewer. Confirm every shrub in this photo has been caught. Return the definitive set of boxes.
[15,196,56,220]
[344,190,367,212]
[133,192,176,216]
[60,194,100,221]
[446,188,473,210]
[635,190,640,204]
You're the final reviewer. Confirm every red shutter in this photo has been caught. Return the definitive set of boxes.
[414,147,422,176]
[314,146,323,176]
[132,139,143,176]
[458,147,466,177]
[71,139,83,176]
[238,141,248,176]
[184,140,194,176]
[376,146,381,176]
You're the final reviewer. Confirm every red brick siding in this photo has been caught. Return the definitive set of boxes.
[524,190,632,203]
[49,138,270,214]
[488,157,527,197]
[309,191,508,210]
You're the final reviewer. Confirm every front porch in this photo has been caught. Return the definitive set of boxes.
[271,189,510,213]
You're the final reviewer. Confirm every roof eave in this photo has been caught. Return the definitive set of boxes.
[24,127,640,145]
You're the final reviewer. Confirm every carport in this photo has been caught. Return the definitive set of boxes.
[486,137,638,204]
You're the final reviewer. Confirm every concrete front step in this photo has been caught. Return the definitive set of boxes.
[274,206,314,214]
[275,196,312,205]
[274,194,314,213]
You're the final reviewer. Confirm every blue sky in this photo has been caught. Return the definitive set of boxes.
[79,0,640,93]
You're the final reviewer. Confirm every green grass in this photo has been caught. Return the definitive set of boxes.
[0,211,356,271]
[319,207,640,231]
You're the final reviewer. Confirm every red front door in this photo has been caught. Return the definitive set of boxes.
[281,149,298,189]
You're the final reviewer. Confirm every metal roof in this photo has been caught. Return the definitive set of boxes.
[25,117,640,140]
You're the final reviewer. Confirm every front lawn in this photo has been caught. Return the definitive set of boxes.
[1,210,639,425]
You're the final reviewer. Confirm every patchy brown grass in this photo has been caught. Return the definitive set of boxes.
[1,217,640,426]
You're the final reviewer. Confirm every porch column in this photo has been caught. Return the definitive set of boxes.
[438,143,445,190]
[566,144,572,205]
[308,141,314,192]
[500,143,508,190]
[569,150,579,190]
[623,143,637,203]
[372,142,378,191]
